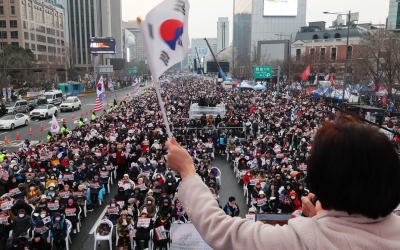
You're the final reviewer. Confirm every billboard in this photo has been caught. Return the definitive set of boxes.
[206,62,229,73]
[263,0,298,17]
[89,38,117,54]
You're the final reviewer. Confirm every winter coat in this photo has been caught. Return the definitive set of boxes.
[12,214,31,237]
[117,216,134,237]
[140,196,156,218]
[178,174,400,250]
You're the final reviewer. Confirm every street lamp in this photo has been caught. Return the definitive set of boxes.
[324,10,352,108]
[275,33,293,83]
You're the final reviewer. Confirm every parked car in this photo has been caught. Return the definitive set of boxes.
[5,100,29,114]
[139,82,146,87]
[28,97,48,111]
[30,104,58,119]
[0,113,30,130]
[60,97,82,112]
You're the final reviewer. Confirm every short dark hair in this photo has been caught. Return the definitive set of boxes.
[307,116,400,219]
[229,196,236,202]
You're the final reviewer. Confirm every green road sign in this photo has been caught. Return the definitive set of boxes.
[254,66,272,78]
[128,67,138,74]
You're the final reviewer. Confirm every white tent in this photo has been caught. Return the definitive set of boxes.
[254,83,266,90]
[238,81,255,90]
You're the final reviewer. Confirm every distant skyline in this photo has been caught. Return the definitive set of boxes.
[121,0,389,42]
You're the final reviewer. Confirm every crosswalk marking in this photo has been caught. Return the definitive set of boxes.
[0,140,40,148]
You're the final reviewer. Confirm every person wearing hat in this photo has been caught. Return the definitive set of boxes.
[50,212,67,250]
[223,196,240,217]
[30,232,52,250]
[114,186,130,208]
[45,172,58,189]
[140,196,156,218]
[116,210,134,247]
[7,237,25,250]
[135,207,153,250]
[12,209,31,238]
[27,183,41,207]
[44,183,58,202]
[89,175,103,206]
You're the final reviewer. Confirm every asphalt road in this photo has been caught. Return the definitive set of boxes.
[0,83,150,151]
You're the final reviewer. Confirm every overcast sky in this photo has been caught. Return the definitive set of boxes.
[121,0,389,42]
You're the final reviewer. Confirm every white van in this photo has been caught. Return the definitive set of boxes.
[44,90,64,105]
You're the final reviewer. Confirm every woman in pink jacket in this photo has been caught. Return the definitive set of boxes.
[166,116,400,250]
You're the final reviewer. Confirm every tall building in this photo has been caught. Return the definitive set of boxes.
[388,0,400,30]
[233,0,307,71]
[188,38,217,72]
[67,0,122,71]
[122,20,146,62]
[217,17,229,53]
[0,0,65,63]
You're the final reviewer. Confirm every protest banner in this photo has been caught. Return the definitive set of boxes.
[116,200,125,207]
[28,196,39,203]
[0,215,8,224]
[136,183,147,191]
[170,223,212,250]
[1,201,11,210]
[257,197,267,206]
[249,179,259,185]
[63,173,73,181]
[25,172,35,177]
[121,183,131,190]
[47,202,59,210]
[59,190,70,199]
[100,171,109,178]
[9,187,21,196]
[27,90,45,97]
[65,208,76,216]
[107,206,119,215]
[137,218,151,228]
[72,191,83,197]
[90,182,101,189]
[155,226,167,241]
[245,214,256,222]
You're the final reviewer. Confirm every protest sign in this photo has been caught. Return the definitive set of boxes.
[136,183,147,191]
[28,196,39,203]
[0,215,8,224]
[170,223,212,250]
[245,214,256,222]
[59,190,70,199]
[1,201,11,210]
[155,226,167,241]
[257,197,267,206]
[73,191,83,197]
[100,171,109,178]
[65,208,76,216]
[128,224,136,238]
[107,206,119,215]
[116,200,125,207]
[47,202,59,210]
[137,218,151,228]
[90,182,101,189]
[42,216,51,224]
[249,179,258,185]
[63,173,73,181]
[121,183,131,190]
[9,187,21,196]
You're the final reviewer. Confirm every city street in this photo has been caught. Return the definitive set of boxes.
[0,84,149,151]
[1,81,248,249]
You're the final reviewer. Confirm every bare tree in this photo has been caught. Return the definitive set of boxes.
[356,29,400,98]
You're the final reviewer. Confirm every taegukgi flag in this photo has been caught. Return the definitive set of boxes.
[138,0,190,81]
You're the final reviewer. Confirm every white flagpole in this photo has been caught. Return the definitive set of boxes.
[153,79,173,139]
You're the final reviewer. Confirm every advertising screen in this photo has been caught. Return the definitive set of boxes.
[89,38,117,54]
[263,0,298,17]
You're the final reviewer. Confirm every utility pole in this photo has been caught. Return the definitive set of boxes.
[342,10,351,108]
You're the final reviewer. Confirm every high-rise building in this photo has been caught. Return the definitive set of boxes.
[217,17,229,53]
[122,20,146,62]
[388,0,400,30]
[188,38,217,72]
[233,0,307,73]
[67,0,122,71]
[0,0,66,63]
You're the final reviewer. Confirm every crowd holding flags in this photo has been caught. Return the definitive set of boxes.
[138,0,190,138]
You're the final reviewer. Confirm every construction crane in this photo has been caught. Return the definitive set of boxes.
[203,37,227,82]
[194,47,204,75]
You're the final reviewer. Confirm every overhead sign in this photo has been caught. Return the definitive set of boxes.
[254,66,272,79]
[263,0,298,17]
[128,67,138,74]
[89,38,117,54]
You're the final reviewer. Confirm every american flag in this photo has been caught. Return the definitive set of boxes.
[94,96,103,112]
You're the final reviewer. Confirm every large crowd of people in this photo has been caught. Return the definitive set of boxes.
[0,74,398,250]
